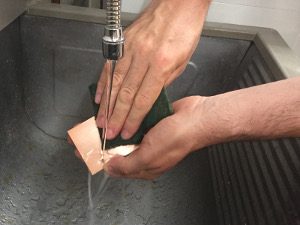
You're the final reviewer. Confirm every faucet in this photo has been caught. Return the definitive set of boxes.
[102,0,124,60]
[101,0,124,153]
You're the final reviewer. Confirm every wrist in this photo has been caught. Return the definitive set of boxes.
[142,0,210,32]
[192,95,241,150]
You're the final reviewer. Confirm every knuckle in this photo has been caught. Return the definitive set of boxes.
[112,72,122,88]
[138,38,153,56]
[97,79,105,89]
[119,166,131,176]
[119,87,136,105]
[134,93,152,110]
[154,50,172,72]
[112,61,128,87]
[124,115,138,131]
[109,112,124,128]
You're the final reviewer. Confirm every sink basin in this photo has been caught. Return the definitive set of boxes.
[0,4,299,225]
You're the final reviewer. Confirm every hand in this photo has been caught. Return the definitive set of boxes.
[103,96,209,179]
[95,0,210,140]
[69,77,300,179]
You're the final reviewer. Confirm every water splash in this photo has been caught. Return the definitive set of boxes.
[88,171,110,224]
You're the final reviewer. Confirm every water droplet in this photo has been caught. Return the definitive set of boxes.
[134,194,141,200]
[10,200,16,208]
[39,216,47,222]
[55,183,66,191]
[123,190,133,197]
[36,199,48,212]
[56,198,67,206]
[100,203,110,211]
[44,188,52,195]
[52,208,70,218]
[31,196,40,201]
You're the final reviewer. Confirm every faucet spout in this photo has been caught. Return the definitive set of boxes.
[102,0,124,60]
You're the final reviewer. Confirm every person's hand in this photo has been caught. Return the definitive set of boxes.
[103,96,210,179]
[69,77,300,179]
[95,0,211,141]
[67,96,209,178]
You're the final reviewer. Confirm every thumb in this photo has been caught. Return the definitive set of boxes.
[103,150,144,178]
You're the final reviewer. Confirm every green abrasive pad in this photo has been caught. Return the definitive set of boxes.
[89,84,173,149]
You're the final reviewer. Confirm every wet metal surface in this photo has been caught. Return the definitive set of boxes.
[2,13,298,225]
[0,17,229,224]
[0,13,297,225]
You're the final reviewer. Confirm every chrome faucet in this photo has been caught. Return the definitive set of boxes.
[102,0,124,60]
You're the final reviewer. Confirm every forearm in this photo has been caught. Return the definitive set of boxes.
[196,77,300,149]
[146,0,212,19]
[139,0,211,36]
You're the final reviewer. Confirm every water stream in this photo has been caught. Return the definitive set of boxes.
[88,60,116,224]
[101,60,117,160]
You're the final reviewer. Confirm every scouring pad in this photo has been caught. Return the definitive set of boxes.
[89,84,173,149]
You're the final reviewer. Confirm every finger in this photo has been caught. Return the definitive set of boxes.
[104,145,150,175]
[104,140,163,179]
[96,57,131,128]
[74,149,83,161]
[104,156,159,180]
[121,68,167,139]
[105,58,148,139]
[67,135,74,144]
[95,62,108,104]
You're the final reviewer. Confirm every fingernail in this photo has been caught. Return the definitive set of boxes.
[95,94,101,104]
[121,129,130,140]
[106,129,114,139]
[97,116,105,127]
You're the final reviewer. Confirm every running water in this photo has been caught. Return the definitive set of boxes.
[88,60,116,224]
[101,59,117,161]
[88,171,110,209]
[88,171,110,224]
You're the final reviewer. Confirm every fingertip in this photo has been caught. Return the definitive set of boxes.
[67,135,73,144]
[121,121,140,140]
[96,116,105,128]
[95,94,101,104]
[106,128,115,140]
[121,129,131,140]
[74,149,83,161]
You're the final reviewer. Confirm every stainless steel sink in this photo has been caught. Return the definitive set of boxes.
[0,3,300,225]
